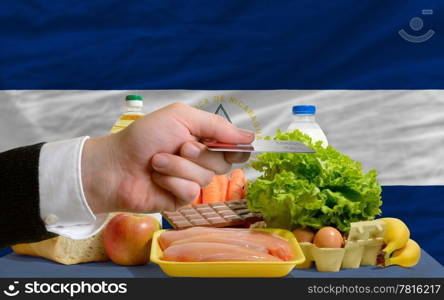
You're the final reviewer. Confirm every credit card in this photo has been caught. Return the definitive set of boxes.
[203,140,315,153]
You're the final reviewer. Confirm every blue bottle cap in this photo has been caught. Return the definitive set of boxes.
[292,105,316,115]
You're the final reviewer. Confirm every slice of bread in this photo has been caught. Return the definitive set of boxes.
[12,231,109,265]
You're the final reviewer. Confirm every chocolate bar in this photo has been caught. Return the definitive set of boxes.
[162,199,263,229]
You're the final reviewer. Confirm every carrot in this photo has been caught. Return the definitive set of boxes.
[191,190,202,206]
[202,174,229,203]
[227,168,246,201]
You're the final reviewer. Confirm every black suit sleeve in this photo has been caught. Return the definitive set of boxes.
[0,143,56,248]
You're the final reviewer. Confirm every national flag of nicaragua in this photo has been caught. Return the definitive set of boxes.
[0,1,443,264]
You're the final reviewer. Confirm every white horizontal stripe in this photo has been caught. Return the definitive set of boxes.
[0,90,443,185]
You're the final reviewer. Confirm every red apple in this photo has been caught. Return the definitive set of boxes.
[103,213,160,265]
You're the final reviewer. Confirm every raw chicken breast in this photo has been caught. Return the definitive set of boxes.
[170,235,268,253]
[159,227,294,261]
[158,227,248,249]
[162,242,282,262]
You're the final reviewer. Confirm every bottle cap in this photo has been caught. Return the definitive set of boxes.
[126,95,143,101]
[125,95,143,107]
[292,105,316,115]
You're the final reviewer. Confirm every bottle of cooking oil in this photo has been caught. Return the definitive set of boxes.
[109,95,145,134]
[109,95,162,225]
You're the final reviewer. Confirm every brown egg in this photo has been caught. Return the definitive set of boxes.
[293,228,315,243]
[313,226,343,248]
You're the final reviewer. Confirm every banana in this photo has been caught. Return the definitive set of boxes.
[380,217,410,260]
[385,239,421,267]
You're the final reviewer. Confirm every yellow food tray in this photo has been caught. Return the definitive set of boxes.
[150,228,305,277]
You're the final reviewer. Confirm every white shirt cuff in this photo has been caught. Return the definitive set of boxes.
[39,136,109,240]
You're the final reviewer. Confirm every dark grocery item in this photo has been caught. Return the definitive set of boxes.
[162,200,263,229]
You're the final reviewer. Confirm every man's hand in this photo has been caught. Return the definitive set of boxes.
[81,102,254,213]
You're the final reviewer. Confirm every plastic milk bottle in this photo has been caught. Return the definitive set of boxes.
[286,105,328,147]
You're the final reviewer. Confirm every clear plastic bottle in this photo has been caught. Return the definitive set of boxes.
[286,105,328,147]
[109,95,162,224]
[109,95,145,134]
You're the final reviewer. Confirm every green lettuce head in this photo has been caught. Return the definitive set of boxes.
[246,130,382,233]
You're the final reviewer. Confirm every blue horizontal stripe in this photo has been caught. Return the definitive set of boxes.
[162,186,444,265]
[2,186,443,265]
[0,248,11,257]
[0,0,443,89]
[381,186,444,266]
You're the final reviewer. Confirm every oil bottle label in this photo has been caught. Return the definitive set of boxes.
[109,114,144,134]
